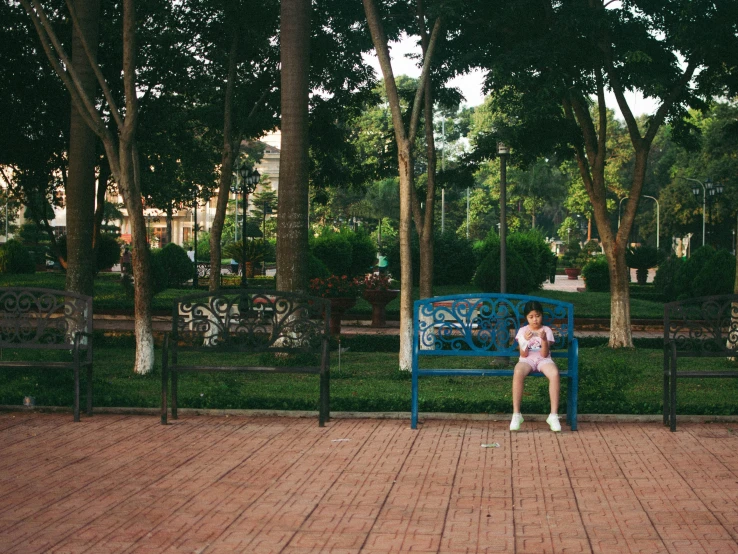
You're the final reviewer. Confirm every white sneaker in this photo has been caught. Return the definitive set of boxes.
[547,414,562,432]
[510,413,523,431]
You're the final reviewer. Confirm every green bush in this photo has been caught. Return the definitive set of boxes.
[626,245,659,270]
[508,230,552,286]
[148,250,169,294]
[307,253,330,280]
[581,256,610,292]
[674,246,715,299]
[433,232,476,286]
[96,234,122,271]
[693,249,735,297]
[472,246,536,294]
[0,240,35,274]
[310,233,353,276]
[345,229,376,276]
[653,256,684,302]
[155,243,194,288]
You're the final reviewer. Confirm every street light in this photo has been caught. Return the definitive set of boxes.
[498,142,509,293]
[679,177,720,247]
[231,164,260,287]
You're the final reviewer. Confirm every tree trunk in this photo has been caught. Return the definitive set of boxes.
[209,29,240,292]
[65,0,100,296]
[276,0,311,293]
[92,159,110,242]
[398,144,414,370]
[605,244,632,348]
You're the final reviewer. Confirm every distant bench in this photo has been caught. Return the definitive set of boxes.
[161,289,331,426]
[664,294,738,431]
[0,287,93,421]
[411,293,579,430]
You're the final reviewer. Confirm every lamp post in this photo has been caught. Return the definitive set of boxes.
[192,192,199,288]
[262,201,271,276]
[498,142,509,293]
[685,177,722,247]
[231,164,260,287]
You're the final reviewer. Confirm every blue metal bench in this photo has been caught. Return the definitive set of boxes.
[411,294,579,430]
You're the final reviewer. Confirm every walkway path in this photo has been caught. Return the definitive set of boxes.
[2,412,737,553]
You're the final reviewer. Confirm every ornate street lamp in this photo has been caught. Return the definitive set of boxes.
[234,164,260,287]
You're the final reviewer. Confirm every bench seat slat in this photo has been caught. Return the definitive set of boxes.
[172,365,321,374]
[417,368,573,377]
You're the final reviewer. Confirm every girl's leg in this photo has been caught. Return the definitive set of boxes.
[512,362,532,413]
[539,363,560,414]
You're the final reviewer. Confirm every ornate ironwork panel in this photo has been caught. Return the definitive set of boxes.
[173,290,329,352]
[416,294,572,354]
[664,295,738,355]
[0,288,92,347]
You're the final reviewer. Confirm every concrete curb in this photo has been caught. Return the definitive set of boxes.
[3,405,738,424]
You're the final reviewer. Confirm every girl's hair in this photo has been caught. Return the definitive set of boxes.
[523,300,544,316]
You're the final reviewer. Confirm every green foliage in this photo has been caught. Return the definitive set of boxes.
[156,243,195,287]
[693,249,736,297]
[223,240,265,265]
[307,253,330,280]
[0,239,35,274]
[560,240,588,269]
[653,255,684,302]
[581,257,610,292]
[577,354,641,414]
[344,229,376,276]
[148,249,173,294]
[96,234,123,271]
[674,246,715,299]
[472,247,536,294]
[433,232,476,286]
[507,230,552,286]
[626,245,659,270]
[310,232,353,276]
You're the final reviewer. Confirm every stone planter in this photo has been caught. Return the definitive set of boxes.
[564,267,581,280]
[363,289,399,327]
[327,297,357,335]
[635,267,648,285]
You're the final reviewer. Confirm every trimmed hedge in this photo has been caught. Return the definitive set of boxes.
[0,240,35,274]
[581,256,609,292]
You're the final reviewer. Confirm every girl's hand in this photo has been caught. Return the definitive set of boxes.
[524,330,534,340]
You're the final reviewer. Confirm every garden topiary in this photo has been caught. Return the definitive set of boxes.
[310,232,353,276]
[344,229,376,277]
[157,243,195,287]
[653,256,685,302]
[433,231,476,286]
[673,245,715,299]
[472,246,536,294]
[0,239,35,274]
[692,249,736,297]
[581,256,609,292]
[95,234,123,271]
[148,249,170,295]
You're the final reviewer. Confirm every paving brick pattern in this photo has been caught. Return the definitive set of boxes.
[1,413,737,553]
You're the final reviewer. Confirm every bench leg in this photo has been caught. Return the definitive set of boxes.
[663,368,670,428]
[670,364,677,432]
[319,370,329,427]
[73,364,80,422]
[171,370,178,420]
[86,364,93,416]
[411,369,419,429]
[161,357,168,425]
[568,375,578,431]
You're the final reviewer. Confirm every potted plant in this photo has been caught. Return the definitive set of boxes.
[362,273,398,327]
[626,245,659,285]
[308,274,364,335]
[224,240,265,278]
[560,240,587,280]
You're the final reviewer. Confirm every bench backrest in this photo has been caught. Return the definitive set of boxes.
[414,294,574,357]
[171,289,330,353]
[664,294,738,357]
[0,287,92,349]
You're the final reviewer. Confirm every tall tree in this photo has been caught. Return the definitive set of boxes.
[64,0,99,296]
[276,0,311,292]
[362,0,442,370]
[22,0,156,373]
[469,0,738,347]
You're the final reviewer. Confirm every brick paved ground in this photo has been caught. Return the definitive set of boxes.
[2,412,737,553]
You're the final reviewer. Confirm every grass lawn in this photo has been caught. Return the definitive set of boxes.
[2,341,736,417]
[0,273,665,320]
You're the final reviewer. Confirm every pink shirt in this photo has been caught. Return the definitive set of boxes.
[515,325,554,352]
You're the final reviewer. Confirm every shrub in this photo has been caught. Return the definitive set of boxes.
[693,249,736,297]
[673,246,715,299]
[307,253,330,280]
[508,230,551,286]
[0,240,35,274]
[96,234,123,271]
[472,246,536,294]
[345,229,376,277]
[148,250,169,295]
[156,243,195,287]
[626,245,660,270]
[654,256,685,302]
[433,232,476,286]
[560,240,588,269]
[581,256,610,292]
[310,233,353,276]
